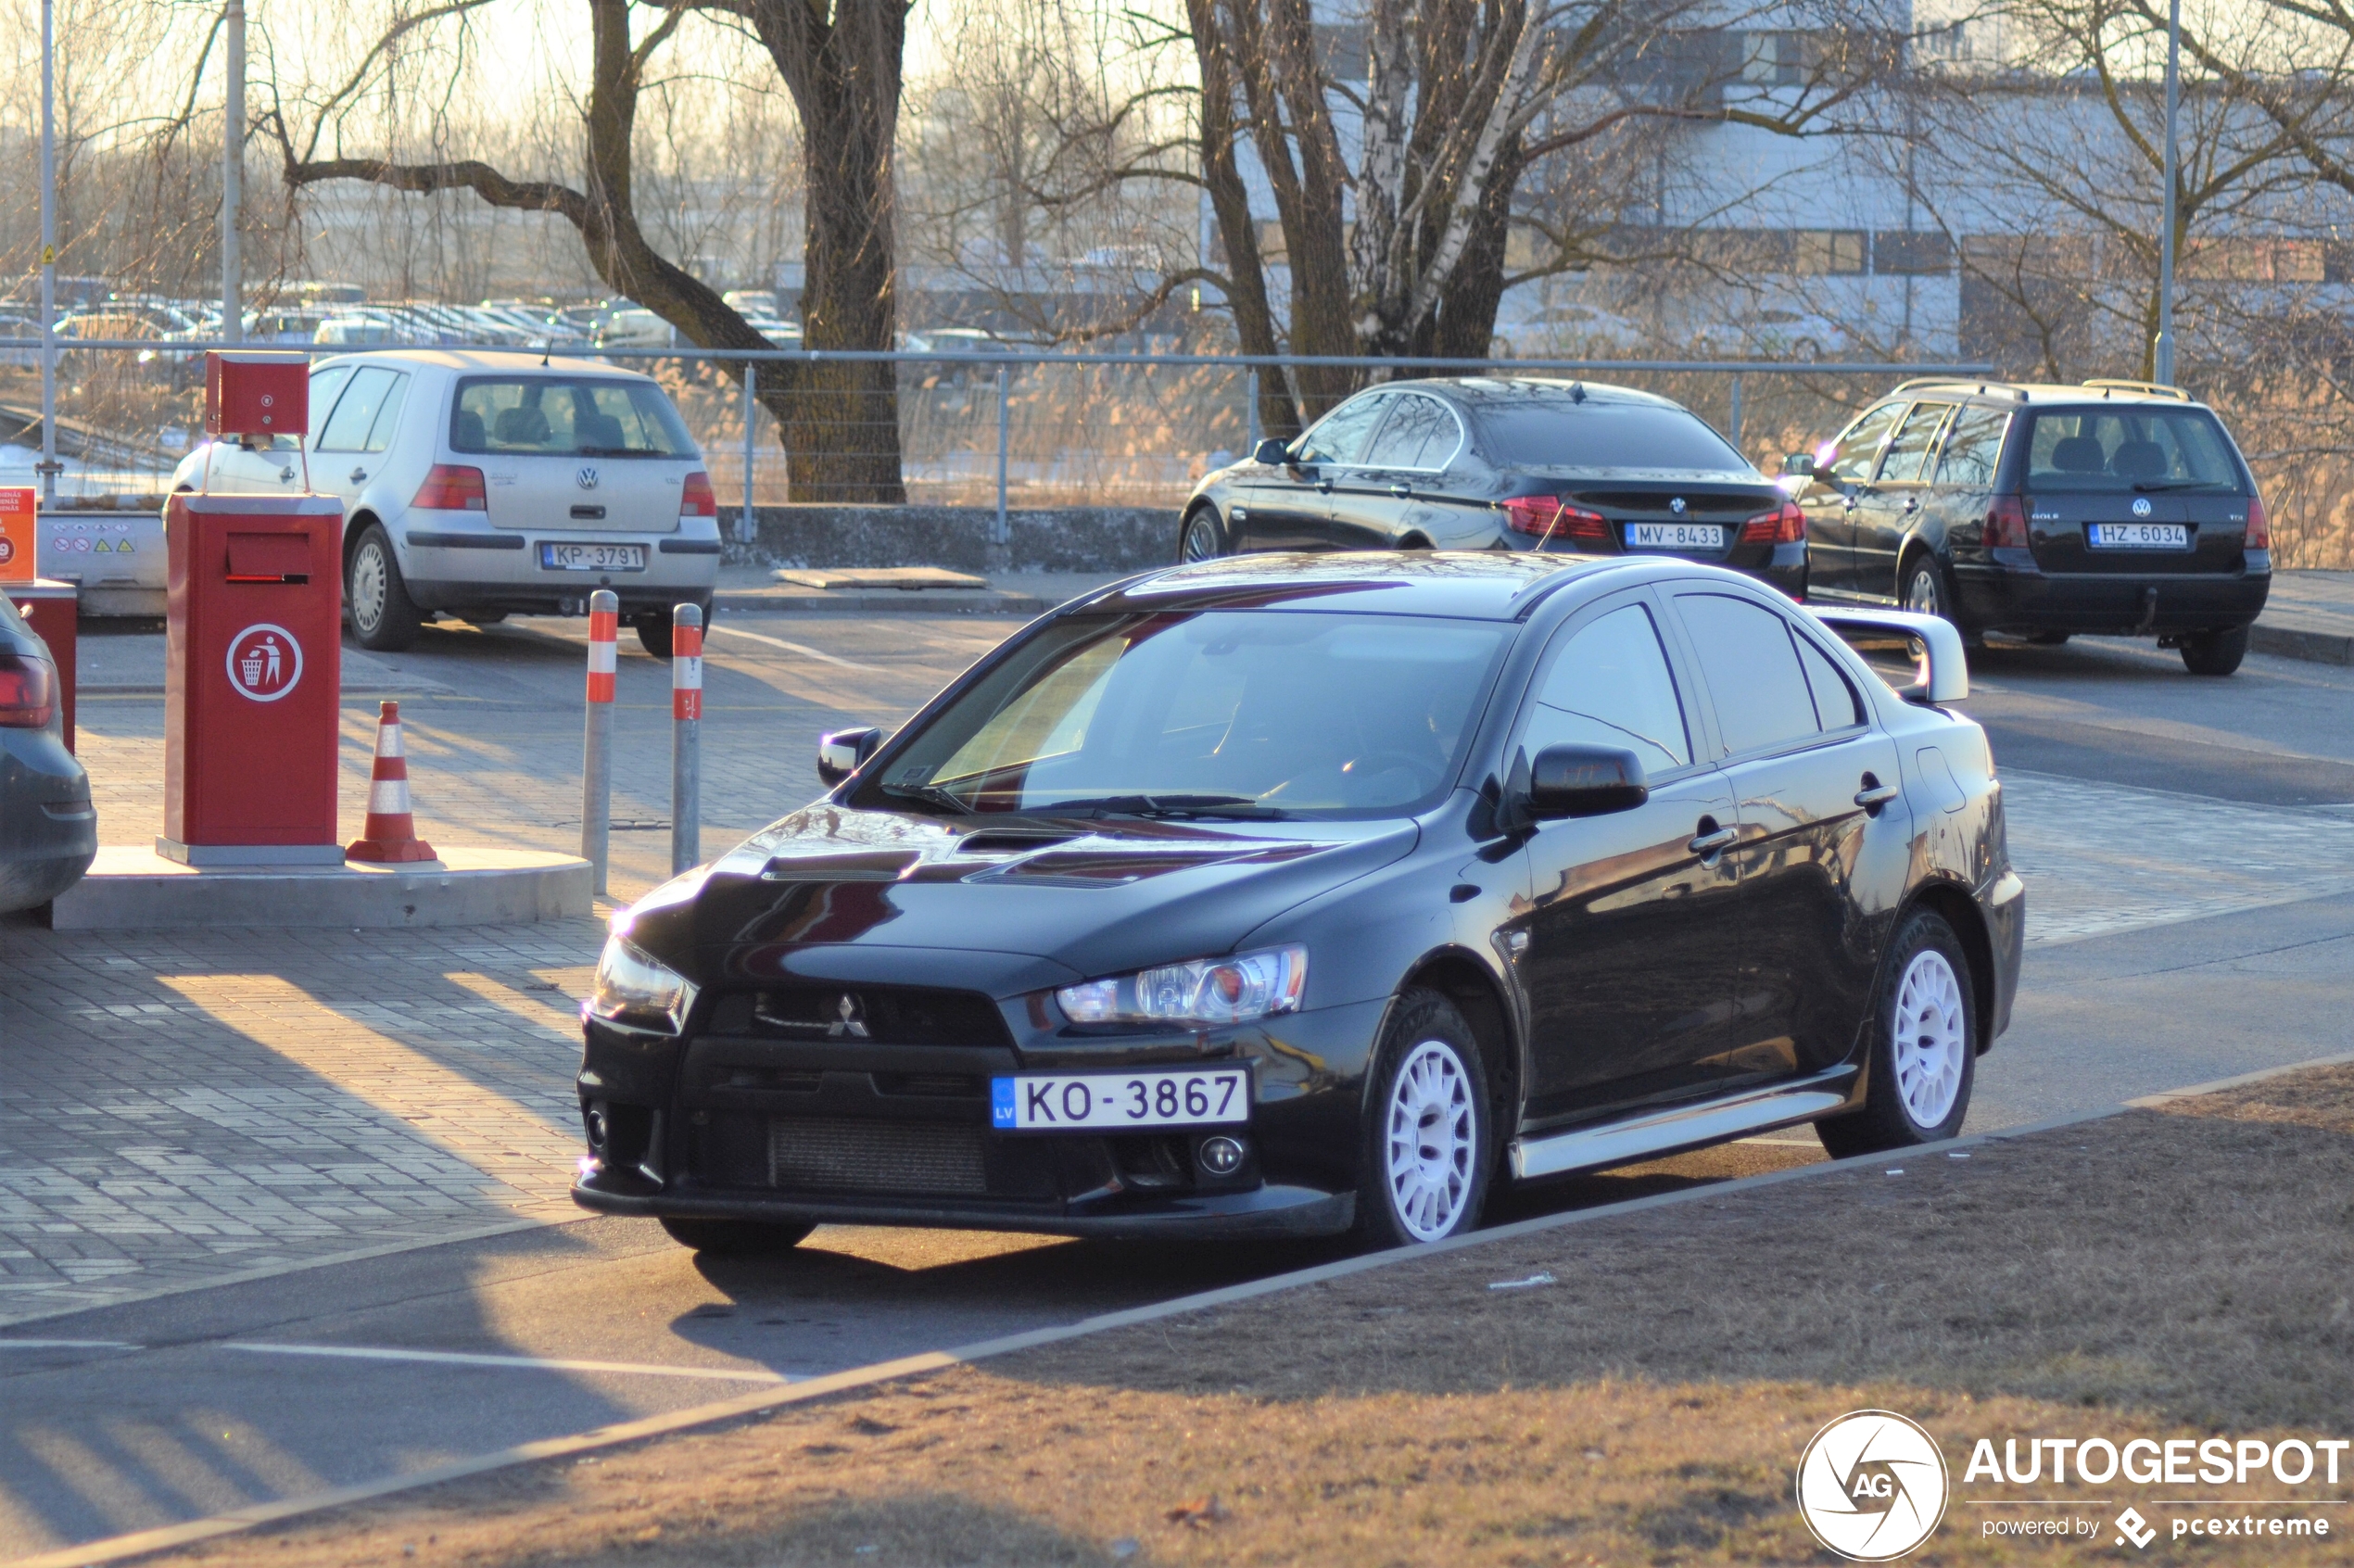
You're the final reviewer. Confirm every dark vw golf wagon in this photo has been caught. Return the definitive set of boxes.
[574,552,2021,1254]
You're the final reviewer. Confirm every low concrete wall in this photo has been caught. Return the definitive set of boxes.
[721,505,1178,575]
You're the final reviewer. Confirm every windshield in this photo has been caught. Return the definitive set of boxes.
[1476,395,1748,472]
[853,611,1512,819]
[449,376,697,458]
[2022,408,2242,491]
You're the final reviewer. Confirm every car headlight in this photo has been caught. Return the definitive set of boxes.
[587,937,697,1032]
[1056,944,1307,1027]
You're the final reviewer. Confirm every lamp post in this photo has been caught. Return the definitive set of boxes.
[222,0,245,345]
[38,0,58,503]
[2154,0,2181,386]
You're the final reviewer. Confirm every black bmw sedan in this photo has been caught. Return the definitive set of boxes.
[1179,377,1806,598]
[573,552,2021,1254]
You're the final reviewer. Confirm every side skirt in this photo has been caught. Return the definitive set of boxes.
[1508,1067,1859,1181]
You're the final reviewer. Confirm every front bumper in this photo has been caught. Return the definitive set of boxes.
[569,994,1386,1240]
[1954,554,2270,635]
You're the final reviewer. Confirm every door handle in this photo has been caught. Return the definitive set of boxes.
[1854,780,1901,810]
[1903,496,1919,513]
[1315,479,1333,494]
[1390,484,1411,499]
[350,467,368,484]
[1843,495,1858,512]
[1688,822,1739,856]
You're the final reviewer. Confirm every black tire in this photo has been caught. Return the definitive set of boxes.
[2180,625,2248,676]
[1899,551,1980,650]
[633,610,674,660]
[460,611,509,626]
[658,1217,816,1255]
[1816,907,1978,1159]
[1355,988,1494,1248]
[347,524,424,651]
[1179,508,1226,563]
[2026,630,2071,646]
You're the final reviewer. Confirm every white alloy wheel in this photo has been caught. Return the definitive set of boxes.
[1384,1040,1478,1242]
[350,539,388,633]
[1890,948,1967,1129]
[1905,563,1943,619]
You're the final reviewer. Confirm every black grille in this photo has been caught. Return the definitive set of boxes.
[705,985,1013,1047]
[767,1118,988,1195]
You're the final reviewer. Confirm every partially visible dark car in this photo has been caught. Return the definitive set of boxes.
[1787,378,2270,675]
[1180,378,1806,599]
[0,593,95,913]
[572,551,2019,1257]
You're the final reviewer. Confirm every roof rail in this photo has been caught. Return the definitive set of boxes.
[2082,378,2191,400]
[1890,377,1976,393]
[1892,376,2028,401]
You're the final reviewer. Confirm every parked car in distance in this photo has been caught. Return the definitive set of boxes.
[1786,378,2270,674]
[166,349,720,654]
[1179,378,1806,599]
[0,591,95,914]
[573,551,2019,1255]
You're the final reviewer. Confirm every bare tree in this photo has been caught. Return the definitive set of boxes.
[270,0,911,502]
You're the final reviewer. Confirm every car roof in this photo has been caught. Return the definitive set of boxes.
[310,348,656,381]
[1879,377,2210,411]
[1077,550,1667,621]
[1379,376,1686,411]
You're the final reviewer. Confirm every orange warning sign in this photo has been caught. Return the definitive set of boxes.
[0,488,33,583]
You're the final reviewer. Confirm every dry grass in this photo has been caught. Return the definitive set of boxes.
[136,1066,2354,1567]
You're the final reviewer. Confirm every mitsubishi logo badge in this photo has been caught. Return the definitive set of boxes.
[1669,497,1688,514]
[829,993,869,1039]
[576,466,601,490]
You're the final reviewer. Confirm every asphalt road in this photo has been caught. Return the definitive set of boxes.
[6,622,2353,1561]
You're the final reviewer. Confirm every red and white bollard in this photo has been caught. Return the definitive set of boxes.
[582,589,617,896]
[346,701,438,863]
[671,601,702,875]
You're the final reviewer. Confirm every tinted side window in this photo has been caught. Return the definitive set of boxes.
[316,366,399,452]
[1675,593,1821,756]
[1794,633,1864,729]
[1295,395,1391,466]
[1825,402,1904,484]
[1877,402,1953,484]
[1522,603,1691,774]
[1936,407,2009,487]
[1364,394,1457,469]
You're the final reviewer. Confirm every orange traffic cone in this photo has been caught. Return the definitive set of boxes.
[346,701,438,864]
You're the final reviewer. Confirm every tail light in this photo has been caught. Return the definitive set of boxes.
[411,464,487,511]
[680,471,717,519]
[1985,494,2030,550]
[1500,495,1609,543]
[2245,492,2270,550]
[0,652,57,728]
[1740,499,1806,544]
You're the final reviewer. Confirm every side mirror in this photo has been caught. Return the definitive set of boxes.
[1780,452,1817,479]
[1253,436,1292,466]
[816,726,885,787]
[1524,744,1650,821]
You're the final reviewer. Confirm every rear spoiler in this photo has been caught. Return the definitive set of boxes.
[1805,607,1969,705]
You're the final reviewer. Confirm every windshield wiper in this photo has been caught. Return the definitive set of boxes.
[1033,793,1285,819]
[879,780,973,816]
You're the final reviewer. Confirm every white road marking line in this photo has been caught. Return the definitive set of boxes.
[221,1343,794,1384]
[0,1338,140,1350]
[704,623,885,672]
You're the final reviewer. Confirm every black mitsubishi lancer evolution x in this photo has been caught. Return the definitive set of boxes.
[573,551,2021,1253]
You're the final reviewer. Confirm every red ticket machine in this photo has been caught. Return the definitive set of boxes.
[159,353,347,866]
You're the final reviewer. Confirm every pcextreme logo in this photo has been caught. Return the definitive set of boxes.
[1796,1410,1951,1561]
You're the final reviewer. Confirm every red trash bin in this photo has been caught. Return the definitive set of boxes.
[159,492,346,864]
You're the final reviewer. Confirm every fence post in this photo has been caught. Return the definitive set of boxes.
[1247,368,1260,449]
[1729,373,1744,456]
[993,363,1010,547]
[739,361,757,545]
[670,601,702,875]
[582,589,617,897]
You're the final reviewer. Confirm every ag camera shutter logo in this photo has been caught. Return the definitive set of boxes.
[1796,1410,1950,1561]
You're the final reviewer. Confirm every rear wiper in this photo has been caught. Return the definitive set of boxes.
[1034,793,1285,819]
[879,781,973,816]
